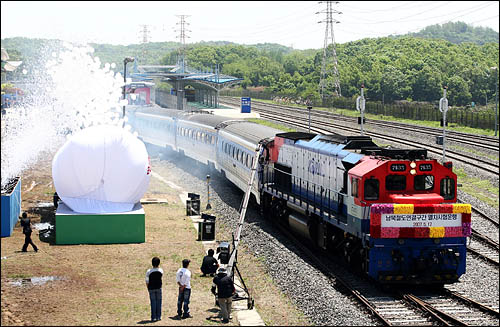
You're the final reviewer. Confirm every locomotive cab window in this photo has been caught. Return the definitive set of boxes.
[440,177,455,200]
[364,178,379,200]
[351,178,359,197]
[386,175,406,191]
[414,175,434,191]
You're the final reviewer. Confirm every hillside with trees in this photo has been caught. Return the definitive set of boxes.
[403,21,499,45]
[2,22,499,107]
[176,36,498,106]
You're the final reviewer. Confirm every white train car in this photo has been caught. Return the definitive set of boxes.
[217,121,282,204]
[176,114,231,170]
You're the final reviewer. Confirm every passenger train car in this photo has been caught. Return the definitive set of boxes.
[127,106,471,285]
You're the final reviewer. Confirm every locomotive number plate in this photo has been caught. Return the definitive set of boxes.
[419,164,432,171]
[390,164,406,171]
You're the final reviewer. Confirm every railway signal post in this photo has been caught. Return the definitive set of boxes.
[439,86,449,162]
[122,57,135,125]
[356,85,366,135]
[206,174,212,210]
[307,106,312,133]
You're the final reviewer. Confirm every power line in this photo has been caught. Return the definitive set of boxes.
[340,1,423,13]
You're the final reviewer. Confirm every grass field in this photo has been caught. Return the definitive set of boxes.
[1,154,310,326]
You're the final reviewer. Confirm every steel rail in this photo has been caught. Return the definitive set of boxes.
[254,109,499,175]
[220,98,499,150]
[223,97,500,145]
[403,293,467,326]
[443,289,500,317]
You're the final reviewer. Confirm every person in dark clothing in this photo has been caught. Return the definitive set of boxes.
[145,257,163,322]
[211,267,235,323]
[201,249,219,277]
[20,212,38,252]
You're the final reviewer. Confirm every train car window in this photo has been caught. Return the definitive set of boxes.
[414,175,434,191]
[211,135,216,145]
[440,177,455,200]
[386,175,406,191]
[351,178,359,197]
[364,178,379,200]
[232,146,235,158]
[245,154,249,167]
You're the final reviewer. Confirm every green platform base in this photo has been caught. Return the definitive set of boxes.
[55,202,145,245]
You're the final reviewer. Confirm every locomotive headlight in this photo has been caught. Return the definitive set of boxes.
[410,161,417,169]
[410,169,417,175]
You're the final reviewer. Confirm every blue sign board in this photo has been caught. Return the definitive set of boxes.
[241,97,251,113]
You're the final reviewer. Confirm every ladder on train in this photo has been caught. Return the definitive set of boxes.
[226,142,263,310]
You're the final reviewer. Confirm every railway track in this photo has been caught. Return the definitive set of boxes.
[220,98,500,268]
[468,230,499,266]
[403,289,499,326]
[220,97,499,152]
[271,217,499,326]
[261,110,500,266]
[220,99,499,176]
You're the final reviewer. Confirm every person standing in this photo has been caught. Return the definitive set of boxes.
[145,257,163,322]
[176,259,192,319]
[20,212,38,252]
[201,249,219,277]
[211,267,235,323]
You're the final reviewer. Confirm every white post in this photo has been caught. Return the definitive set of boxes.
[356,85,366,135]
[439,86,448,162]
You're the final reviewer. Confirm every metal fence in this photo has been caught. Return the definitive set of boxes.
[220,89,496,130]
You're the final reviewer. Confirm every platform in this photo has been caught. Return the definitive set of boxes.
[55,202,145,245]
[200,107,260,119]
[179,191,265,326]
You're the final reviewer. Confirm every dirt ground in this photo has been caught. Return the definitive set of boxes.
[1,151,309,326]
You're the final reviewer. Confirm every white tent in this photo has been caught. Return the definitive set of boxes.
[52,125,151,213]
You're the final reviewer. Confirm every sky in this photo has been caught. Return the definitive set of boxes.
[1,1,499,50]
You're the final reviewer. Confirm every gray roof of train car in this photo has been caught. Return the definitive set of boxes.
[131,106,188,119]
[221,121,283,144]
[182,113,236,128]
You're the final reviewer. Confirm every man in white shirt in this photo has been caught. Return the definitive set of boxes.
[176,259,192,319]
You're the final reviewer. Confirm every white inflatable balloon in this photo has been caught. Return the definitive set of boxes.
[52,125,151,213]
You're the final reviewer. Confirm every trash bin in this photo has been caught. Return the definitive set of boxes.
[241,97,251,113]
[217,241,230,264]
[202,213,216,221]
[186,193,200,216]
[198,219,215,241]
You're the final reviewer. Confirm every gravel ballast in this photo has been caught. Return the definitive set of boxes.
[152,146,498,326]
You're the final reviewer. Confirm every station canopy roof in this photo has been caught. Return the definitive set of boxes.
[131,62,242,91]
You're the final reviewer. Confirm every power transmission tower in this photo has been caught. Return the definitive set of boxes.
[174,15,191,72]
[317,1,342,101]
[138,24,151,61]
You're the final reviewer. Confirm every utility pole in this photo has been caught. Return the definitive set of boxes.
[317,1,342,104]
[174,15,191,73]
